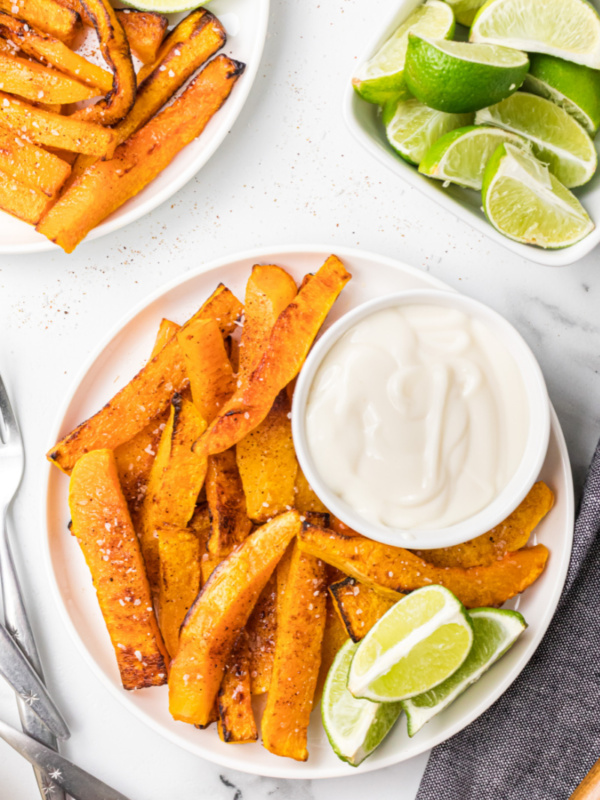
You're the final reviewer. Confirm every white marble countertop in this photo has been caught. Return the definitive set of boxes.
[1,0,599,797]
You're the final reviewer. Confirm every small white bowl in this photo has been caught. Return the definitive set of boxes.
[292,289,551,550]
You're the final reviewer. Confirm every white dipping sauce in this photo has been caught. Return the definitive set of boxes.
[305,304,528,531]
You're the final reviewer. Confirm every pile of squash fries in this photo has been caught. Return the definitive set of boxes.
[49,254,553,762]
[0,0,244,252]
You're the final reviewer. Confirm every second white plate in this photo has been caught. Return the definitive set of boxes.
[44,244,574,778]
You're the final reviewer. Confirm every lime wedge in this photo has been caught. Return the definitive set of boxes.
[122,0,204,11]
[476,92,598,188]
[384,97,473,165]
[443,0,487,26]
[402,608,527,736]
[347,585,474,703]
[405,35,529,113]
[524,54,600,136]
[482,142,595,249]
[470,0,600,70]
[353,0,455,105]
[419,125,527,188]
[322,640,402,767]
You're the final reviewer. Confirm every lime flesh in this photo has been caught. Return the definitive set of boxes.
[524,53,600,136]
[353,0,455,105]
[384,97,473,165]
[348,585,474,703]
[419,125,527,189]
[402,608,526,736]
[482,142,595,249]
[405,35,529,113]
[476,92,597,187]
[443,0,487,26]
[470,0,600,69]
[322,640,402,767]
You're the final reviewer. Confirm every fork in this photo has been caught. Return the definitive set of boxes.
[0,375,68,800]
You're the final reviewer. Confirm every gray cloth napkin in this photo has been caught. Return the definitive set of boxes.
[417,440,600,800]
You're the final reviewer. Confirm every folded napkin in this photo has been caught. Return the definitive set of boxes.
[417,440,600,800]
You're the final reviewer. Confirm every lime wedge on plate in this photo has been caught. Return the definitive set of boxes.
[482,142,595,248]
[405,35,529,112]
[384,97,473,165]
[402,608,527,736]
[419,125,527,188]
[347,585,474,703]
[524,54,600,136]
[322,640,402,767]
[476,92,598,187]
[470,0,600,70]
[443,0,487,26]
[352,0,455,105]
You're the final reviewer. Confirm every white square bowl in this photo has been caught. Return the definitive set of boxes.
[343,0,600,266]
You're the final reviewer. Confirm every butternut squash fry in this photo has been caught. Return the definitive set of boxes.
[194,255,352,458]
[151,318,180,358]
[246,573,277,695]
[0,127,70,196]
[0,12,113,91]
[116,9,167,65]
[47,284,242,474]
[139,394,206,593]
[299,523,550,609]
[206,448,252,558]
[72,0,135,127]
[217,631,257,744]
[0,0,80,44]
[69,449,169,690]
[169,510,301,726]
[329,576,398,642]
[37,55,244,252]
[0,169,49,223]
[294,467,329,515]
[237,389,297,523]
[157,523,201,657]
[0,52,96,104]
[238,264,297,379]
[70,8,226,182]
[188,501,211,559]
[413,482,555,569]
[0,92,115,155]
[177,317,235,422]
[262,542,327,761]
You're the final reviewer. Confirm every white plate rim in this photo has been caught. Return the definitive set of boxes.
[341,0,600,268]
[42,243,575,779]
[0,0,270,255]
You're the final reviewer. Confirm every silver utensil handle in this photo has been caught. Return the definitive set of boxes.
[0,510,67,800]
[0,718,133,800]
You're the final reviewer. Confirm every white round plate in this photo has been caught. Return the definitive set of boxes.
[44,245,574,779]
[0,0,269,255]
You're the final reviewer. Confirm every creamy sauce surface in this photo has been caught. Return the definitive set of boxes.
[305,304,528,531]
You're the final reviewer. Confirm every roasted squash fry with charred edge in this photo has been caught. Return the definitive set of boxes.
[246,573,277,695]
[414,482,555,569]
[0,0,80,44]
[116,9,167,65]
[329,576,398,642]
[169,511,301,727]
[194,255,352,458]
[0,91,115,155]
[206,448,252,558]
[299,523,550,609]
[157,523,201,657]
[0,12,113,91]
[37,55,244,252]
[73,0,136,127]
[69,449,169,689]
[47,284,242,474]
[262,542,327,762]
[218,631,258,744]
[0,51,96,104]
